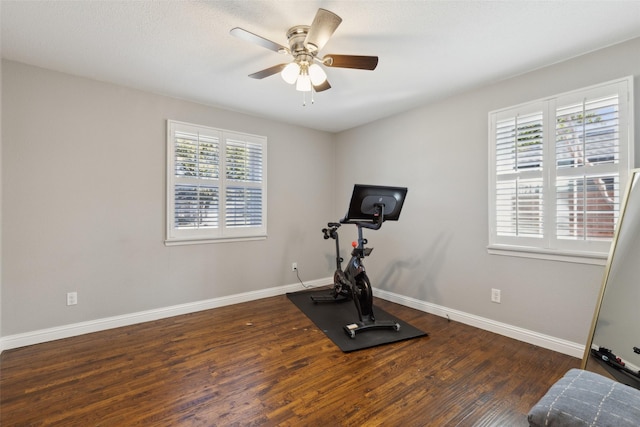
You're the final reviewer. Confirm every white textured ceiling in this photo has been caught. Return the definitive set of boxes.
[2,1,640,133]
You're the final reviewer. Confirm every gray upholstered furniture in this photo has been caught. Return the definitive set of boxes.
[528,368,640,426]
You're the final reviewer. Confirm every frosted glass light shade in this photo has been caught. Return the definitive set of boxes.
[308,64,327,85]
[296,74,312,92]
[281,63,300,84]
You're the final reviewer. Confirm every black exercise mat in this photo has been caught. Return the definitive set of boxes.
[287,288,428,352]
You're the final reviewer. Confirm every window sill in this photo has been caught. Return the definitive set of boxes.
[165,235,267,246]
[487,244,607,266]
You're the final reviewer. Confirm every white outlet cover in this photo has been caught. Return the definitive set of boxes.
[67,292,78,305]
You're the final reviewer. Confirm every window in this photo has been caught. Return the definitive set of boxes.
[489,77,633,262]
[166,120,267,245]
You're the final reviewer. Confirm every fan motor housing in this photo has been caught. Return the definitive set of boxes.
[286,25,317,61]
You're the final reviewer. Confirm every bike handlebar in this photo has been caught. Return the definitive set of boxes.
[338,203,386,230]
[322,222,341,240]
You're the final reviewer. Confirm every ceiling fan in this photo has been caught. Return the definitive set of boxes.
[230,8,378,94]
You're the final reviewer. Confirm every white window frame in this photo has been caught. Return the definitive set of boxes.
[488,77,634,264]
[166,120,267,245]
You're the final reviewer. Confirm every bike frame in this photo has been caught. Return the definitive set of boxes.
[313,204,401,337]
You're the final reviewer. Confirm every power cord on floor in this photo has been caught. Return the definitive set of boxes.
[295,267,313,289]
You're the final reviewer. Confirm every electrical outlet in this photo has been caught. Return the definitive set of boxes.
[292,262,297,272]
[67,292,78,306]
[491,288,501,304]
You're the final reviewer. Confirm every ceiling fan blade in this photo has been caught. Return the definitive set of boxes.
[230,27,288,54]
[323,54,378,70]
[314,80,331,92]
[304,8,342,52]
[248,63,288,79]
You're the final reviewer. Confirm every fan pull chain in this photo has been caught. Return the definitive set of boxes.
[301,87,316,107]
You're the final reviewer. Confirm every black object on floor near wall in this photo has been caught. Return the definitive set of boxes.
[287,289,428,352]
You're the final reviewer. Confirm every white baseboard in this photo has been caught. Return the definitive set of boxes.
[374,288,585,359]
[0,280,584,359]
[0,278,331,352]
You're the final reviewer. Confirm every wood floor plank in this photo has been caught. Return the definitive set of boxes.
[1,293,580,426]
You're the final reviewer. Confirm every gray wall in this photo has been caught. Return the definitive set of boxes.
[2,36,639,348]
[1,60,335,335]
[0,23,3,341]
[333,37,640,346]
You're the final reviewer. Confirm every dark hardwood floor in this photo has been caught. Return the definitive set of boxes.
[1,292,580,426]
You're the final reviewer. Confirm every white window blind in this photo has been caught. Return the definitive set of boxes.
[489,77,633,262]
[166,121,267,244]
[554,93,621,243]
[173,129,220,230]
[495,111,545,239]
[225,137,264,228]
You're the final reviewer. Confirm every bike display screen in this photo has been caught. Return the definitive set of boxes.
[343,184,408,222]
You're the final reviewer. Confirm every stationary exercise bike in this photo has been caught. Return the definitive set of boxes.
[311,184,408,338]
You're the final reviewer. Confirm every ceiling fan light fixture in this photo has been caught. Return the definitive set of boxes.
[296,73,312,92]
[231,8,378,101]
[281,63,300,84]
[308,63,327,85]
